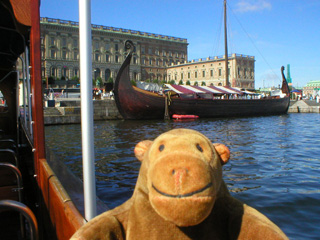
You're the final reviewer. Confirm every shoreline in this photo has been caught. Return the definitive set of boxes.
[44,99,319,125]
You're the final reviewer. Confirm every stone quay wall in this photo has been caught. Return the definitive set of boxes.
[44,99,122,125]
[288,100,320,113]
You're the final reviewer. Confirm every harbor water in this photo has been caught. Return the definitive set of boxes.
[45,113,320,239]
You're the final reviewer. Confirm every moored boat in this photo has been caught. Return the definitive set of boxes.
[114,41,290,120]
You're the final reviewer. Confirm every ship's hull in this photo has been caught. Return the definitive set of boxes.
[114,41,290,120]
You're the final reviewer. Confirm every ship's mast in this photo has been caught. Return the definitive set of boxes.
[224,0,229,86]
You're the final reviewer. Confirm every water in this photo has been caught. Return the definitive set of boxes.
[45,113,320,239]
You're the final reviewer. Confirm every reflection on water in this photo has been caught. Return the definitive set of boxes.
[45,113,320,240]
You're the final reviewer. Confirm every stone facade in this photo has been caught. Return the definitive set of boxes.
[166,54,255,89]
[303,80,320,97]
[40,17,188,85]
[44,99,122,125]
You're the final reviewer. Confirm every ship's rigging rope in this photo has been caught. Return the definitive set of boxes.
[213,1,282,84]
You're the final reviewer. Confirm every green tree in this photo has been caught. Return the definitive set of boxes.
[178,80,183,85]
[186,80,191,85]
[95,76,102,87]
[131,80,137,86]
[201,81,206,86]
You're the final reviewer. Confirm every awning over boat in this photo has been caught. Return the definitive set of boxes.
[233,87,258,95]
[164,84,244,95]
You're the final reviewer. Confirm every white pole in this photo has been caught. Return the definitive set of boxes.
[79,0,97,220]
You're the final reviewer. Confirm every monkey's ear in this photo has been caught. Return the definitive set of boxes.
[213,143,230,165]
[134,140,153,162]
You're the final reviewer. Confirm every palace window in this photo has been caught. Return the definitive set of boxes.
[62,37,67,47]
[195,71,198,78]
[210,70,213,77]
[115,43,119,51]
[106,54,110,62]
[163,60,166,67]
[51,67,57,77]
[73,38,78,48]
[50,49,56,58]
[202,71,205,78]
[95,41,99,50]
[105,43,110,51]
[95,53,100,62]
[74,68,79,77]
[74,51,78,60]
[62,51,67,60]
[115,55,119,63]
[50,37,55,46]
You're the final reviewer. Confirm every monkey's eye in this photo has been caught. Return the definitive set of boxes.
[159,144,165,152]
[196,144,203,152]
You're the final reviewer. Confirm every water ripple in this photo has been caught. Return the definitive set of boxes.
[45,114,320,239]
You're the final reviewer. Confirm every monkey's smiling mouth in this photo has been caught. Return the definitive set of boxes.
[152,182,213,198]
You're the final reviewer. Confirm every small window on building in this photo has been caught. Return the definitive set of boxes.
[105,43,110,50]
[74,51,78,60]
[95,42,99,50]
[73,38,78,48]
[50,37,55,46]
[62,50,67,60]
[202,71,205,78]
[62,37,67,47]
[195,72,198,78]
[95,53,100,61]
[50,50,56,58]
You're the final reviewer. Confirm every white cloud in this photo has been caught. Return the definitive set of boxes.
[235,0,272,13]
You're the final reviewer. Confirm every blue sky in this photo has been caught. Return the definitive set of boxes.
[40,0,320,89]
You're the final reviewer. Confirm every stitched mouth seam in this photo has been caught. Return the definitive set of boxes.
[152,182,213,198]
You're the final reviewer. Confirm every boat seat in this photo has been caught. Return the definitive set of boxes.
[0,149,18,167]
[0,200,38,240]
[0,139,17,153]
[0,163,23,202]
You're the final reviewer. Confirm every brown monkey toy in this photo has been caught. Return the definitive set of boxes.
[71,128,288,240]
